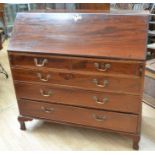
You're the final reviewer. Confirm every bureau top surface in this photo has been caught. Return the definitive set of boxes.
[8,12,148,60]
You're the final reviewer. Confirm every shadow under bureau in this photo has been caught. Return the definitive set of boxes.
[8,11,148,150]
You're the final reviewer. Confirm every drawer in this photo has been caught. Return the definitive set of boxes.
[18,99,138,133]
[15,82,141,114]
[9,53,144,76]
[12,68,143,94]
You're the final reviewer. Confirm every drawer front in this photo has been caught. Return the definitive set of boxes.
[9,53,144,76]
[12,68,143,94]
[18,99,138,133]
[15,82,141,114]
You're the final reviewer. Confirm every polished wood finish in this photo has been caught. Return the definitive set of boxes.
[8,12,148,60]
[8,12,148,150]
[18,99,138,133]
[15,82,141,114]
[11,68,143,95]
[9,53,144,77]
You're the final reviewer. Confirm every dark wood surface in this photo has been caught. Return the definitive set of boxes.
[9,52,145,77]
[8,12,148,60]
[28,9,149,14]
[8,12,148,150]
[11,67,143,95]
[18,99,138,133]
[15,82,141,114]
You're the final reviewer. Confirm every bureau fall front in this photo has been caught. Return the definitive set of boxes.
[8,11,148,150]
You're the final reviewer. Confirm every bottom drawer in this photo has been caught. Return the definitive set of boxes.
[18,99,138,133]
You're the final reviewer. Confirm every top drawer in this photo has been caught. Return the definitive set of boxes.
[9,53,144,76]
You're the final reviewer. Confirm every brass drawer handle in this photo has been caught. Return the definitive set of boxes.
[93,96,109,104]
[93,79,109,88]
[34,58,48,67]
[41,106,54,113]
[94,63,111,72]
[37,73,51,82]
[92,114,107,122]
[40,89,52,97]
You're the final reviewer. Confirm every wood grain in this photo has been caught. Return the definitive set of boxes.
[18,99,138,133]
[15,82,141,114]
[7,12,148,150]
[9,52,145,77]
[12,68,143,95]
[8,12,148,60]
[2,40,155,151]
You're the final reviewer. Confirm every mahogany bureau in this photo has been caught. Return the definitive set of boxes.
[8,11,148,150]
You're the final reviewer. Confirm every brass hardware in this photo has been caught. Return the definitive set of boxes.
[93,96,109,104]
[93,79,109,87]
[40,89,52,97]
[34,58,48,67]
[92,114,107,121]
[41,106,54,113]
[94,63,111,72]
[37,73,51,82]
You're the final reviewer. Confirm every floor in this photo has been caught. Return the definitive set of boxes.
[0,40,155,151]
